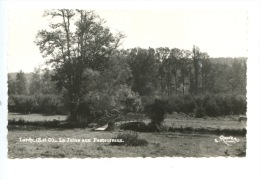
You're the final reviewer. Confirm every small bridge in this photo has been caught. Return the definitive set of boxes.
[93,114,146,131]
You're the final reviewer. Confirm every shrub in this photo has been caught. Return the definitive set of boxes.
[8,95,37,114]
[194,96,206,118]
[161,94,195,114]
[8,94,66,115]
[230,94,247,115]
[156,122,169,132]
[106,120,116,131]
[110,131,148,146]
[204,96,220,116]
[215,95,232,115]
[34,94,65,114]
[142,93,246,118]
[167,96,183,113]
[77,85,142,123]
[144,98,167,125]
[140,96,155,110]
[213,93,247,116]
[8,97,15,112]
[183,94,196,113]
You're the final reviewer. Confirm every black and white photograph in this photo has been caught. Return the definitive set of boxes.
[6,8,248,158]
[1,1,260,179]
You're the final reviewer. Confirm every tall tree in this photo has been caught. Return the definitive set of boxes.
[8,74,17,95]
[156,47,170,95]
[169,48,182,94]
[35,9,124,122]
[127,48,160,96]
[192,45,201,95]
[29,67,41,95]
[229,60,247,94]
[179,50,191,95]
[200,52,213,93]
[16,70,27,95]
[41,68,58,94]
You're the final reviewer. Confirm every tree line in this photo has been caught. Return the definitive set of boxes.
[8,9,247,123]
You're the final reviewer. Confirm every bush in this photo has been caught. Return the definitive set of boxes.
[141,93,246,118]
[204,95,220,116]
[160,95,195,114]
[215,95,232,115]
[213,93,247,116]
[194,95,206,118]
[77,85,142,123]
[194,93,247,117]
[183,94,196,113]
[8,95,37,114]
[230,94,247,114]
[167,96,183,113]
[144,98,167,125]
[34,94,66,114]
[110,131,148,146]
[8,94,66,115]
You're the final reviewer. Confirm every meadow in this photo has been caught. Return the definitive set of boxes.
[8,113,247,158]
[7,9,247,159]
[9,113,67,122]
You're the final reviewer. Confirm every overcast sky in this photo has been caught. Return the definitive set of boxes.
[8,9,248,73]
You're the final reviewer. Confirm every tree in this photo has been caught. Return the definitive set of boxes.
[230,60,247,94]
[191,46,211,94]
[41,68,58,94]
[126,48,160,96]
[78,53,141,119]
[213,63,232,93]
[144,98,167,127]
[168,48,182,94]
[192,45,201,95]
[8,74,17,95]
[157,47,171,95]
[200,53,213,93]
[29,67,41,95]
[179,50,191,95]
[35,9,124,122]
[16,70,27,95]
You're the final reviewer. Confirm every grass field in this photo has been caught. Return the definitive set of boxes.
[8,113,247,158]
[8,112,246,130]
[9,113,67,121]
[164,113,246,130]
[8,129,246,158]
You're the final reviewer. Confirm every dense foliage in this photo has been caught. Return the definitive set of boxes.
[8,9,247,124]
[8,94,66,115]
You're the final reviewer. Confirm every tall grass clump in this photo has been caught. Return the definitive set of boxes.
[110,131,148,146]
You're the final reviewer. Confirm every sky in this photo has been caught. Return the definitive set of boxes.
[7,9,248,73]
